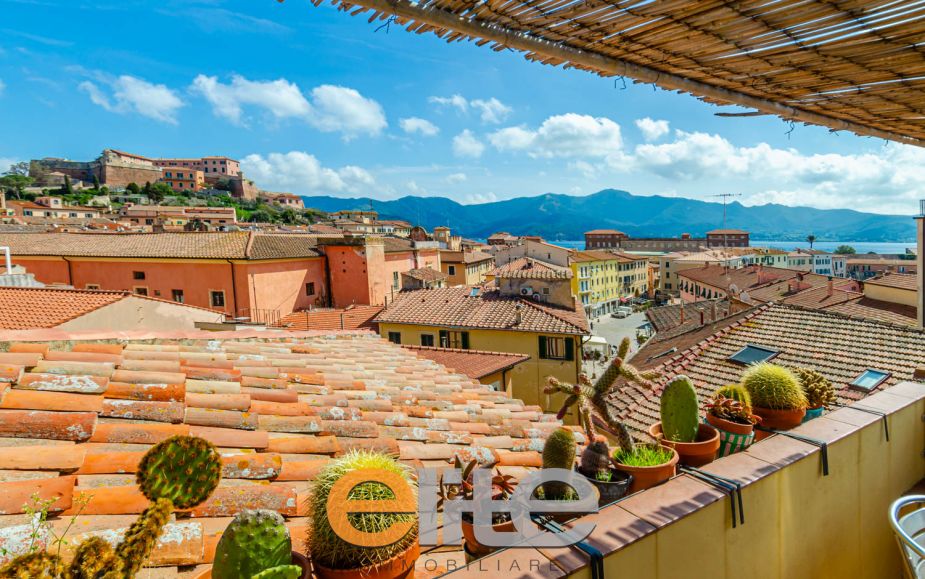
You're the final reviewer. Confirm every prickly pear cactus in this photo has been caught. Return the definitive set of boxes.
[251,565,302,579]
[0,551,65,579]
[136,435,222,508]
[660,375,699,443]
[212,510,292,579]
[115,497,174,578]
[70,536,124,579]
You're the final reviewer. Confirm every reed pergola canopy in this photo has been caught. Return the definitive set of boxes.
[301,0,925,147]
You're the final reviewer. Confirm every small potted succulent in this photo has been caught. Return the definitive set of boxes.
[703,385,760,458]
[611,422,678,494]
[794,367,835,422]
[308,450,419,579]
[742,363,808,431]
[204,510,308,579]
[648,375,720,467]
[438,456,517,559]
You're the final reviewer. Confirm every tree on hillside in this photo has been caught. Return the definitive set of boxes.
[834,245,856,255]
[0,174,34,199]
[806,234,816,249]
[61,175,74,196]
[126,182,141,195]
[5,162,29,177]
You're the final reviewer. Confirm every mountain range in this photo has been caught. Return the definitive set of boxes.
[300,189,917,242]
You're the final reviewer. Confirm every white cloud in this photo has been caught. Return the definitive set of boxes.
[191,75,386,138]
[190,75,310,124]
[241,151,375,195]
[0,79,5,96]
[0,158,19,174]
[79,75,183,124]
[430,95,511,124]
[453,130,485,159]
[471,98,512,124]
[445,172,467,184]
[628,130,925,214]
[463,191,498,204]
[635,117,670,141]
[399,117,439,137]
[489,113,623,158]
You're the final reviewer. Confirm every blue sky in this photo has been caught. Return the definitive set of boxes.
[1,0,923,214]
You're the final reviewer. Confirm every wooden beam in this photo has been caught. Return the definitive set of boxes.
[322,0,924,147]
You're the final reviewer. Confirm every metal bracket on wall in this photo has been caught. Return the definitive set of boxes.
[832,402,890,441]
[532,514,604,579]
[679,466,745,528]
[757,427,830,476]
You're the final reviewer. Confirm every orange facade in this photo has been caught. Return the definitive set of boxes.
[10,256,327,317]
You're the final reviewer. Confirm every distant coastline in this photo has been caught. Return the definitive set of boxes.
[528,240,916,254]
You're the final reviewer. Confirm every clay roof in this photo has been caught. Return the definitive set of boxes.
[492,258,572,280]
[376,286,590,335]
[273,306,383,331]
[585,229,625,235]
[402,267,448,282]
[705,229,748,235]
[401,346,529,379]
[459,251,493,264]
[570,250,621,263]
[0,232,322,260]
[613,303,925,438]
[0,332,569,574]
[781,284,862,309]
[826,297,918,327]
[0,287,219,330]
[679,265,801,293]
[382,237,415,253]
[864,272,918,291]
[645,300,732,335]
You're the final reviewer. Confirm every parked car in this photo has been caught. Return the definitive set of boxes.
[611,306,633,318]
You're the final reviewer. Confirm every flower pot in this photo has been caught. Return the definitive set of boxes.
[753,406,806,431]
[577,467,632,507]
[705,414,755,458]
[614,447,679,494]
[461,517,516,558]
[802,406,824,423]
[193,551,311,579]
[648,422,720,467]
[313,542,419,579]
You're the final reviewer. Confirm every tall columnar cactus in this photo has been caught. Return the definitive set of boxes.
[613,422,636,456]
[715,384,751,409]
[542,427,577,499]
[742,363,808,410]
[794,367,836,409]
[308,450,418,572]
[0,551,65,578]
[545,336,659,443]
[660,375,699,443]
[213,510,293,579]
[70,537,123,579]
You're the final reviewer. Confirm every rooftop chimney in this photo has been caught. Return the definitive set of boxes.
[917,200,924,329]
[679,301,685,324]
[710,300,717,323]
[515,303,523,325]
[827,277,834,297]
[699,309,705,326]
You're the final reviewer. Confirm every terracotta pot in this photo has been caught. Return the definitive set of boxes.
[193,551,311,579]
[313,543,419,579]
[753,406,806,431]
[803,406,824,422]
[648,422,720,467]
[705,413,754,436]
[614,446,679,494]
[461,516,516,557]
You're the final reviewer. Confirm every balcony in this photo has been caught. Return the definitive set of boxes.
[439,381,925,579]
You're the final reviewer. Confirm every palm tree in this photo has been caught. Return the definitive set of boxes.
[545,337,660,454]
[806,234,816,249]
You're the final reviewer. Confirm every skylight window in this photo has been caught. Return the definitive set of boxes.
[728,344,779,365]
[849,369,890,392]
[469,287,481,297]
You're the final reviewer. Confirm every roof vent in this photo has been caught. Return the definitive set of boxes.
[919,199,925,217]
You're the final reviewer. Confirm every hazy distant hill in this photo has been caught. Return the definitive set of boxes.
[302,189,916,242]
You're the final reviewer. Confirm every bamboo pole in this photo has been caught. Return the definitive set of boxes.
[319,0,925,147]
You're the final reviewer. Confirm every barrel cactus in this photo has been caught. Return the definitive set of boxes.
[542,427,577,499]
[579,440,612,479]
[715,384,751,409]
[660,375,699,443]
[794,367,836,409]
[742,363,808,410]
[213,510,292,579]
[308,450,418,572]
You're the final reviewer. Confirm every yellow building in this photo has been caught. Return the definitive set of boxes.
[439,250,495,286]
[570,250,648,317]
[375,270,589,412]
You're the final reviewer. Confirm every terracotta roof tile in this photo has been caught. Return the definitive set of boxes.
[615,303,925,439]
[273,306,382,331]
[376,286,589,334]
[402,346,530,379]
[489,257,572,280]
[0,331,571,571]
[403,267,448,282]
[863,272,917,291]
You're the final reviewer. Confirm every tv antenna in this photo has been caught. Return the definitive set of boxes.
[710,193,742,228]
